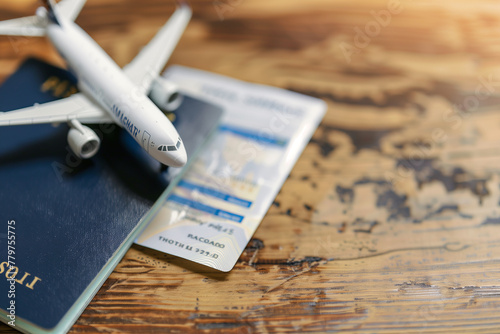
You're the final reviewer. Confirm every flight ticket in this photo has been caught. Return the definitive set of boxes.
[135,66,326,271]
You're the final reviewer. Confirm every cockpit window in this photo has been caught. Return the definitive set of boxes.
[158,145,168,151]
[159,138,181,152]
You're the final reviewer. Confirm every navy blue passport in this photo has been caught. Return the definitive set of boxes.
[0,58,223,333]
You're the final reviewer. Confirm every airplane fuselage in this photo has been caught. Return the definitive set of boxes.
[45,15,186,167]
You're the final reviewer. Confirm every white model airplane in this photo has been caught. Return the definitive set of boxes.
[0,0,191,167]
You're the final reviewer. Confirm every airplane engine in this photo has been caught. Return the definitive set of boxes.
[149,77,183,112]
[67,122,101,159]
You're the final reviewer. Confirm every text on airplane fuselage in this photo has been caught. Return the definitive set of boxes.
[111,104,141,138]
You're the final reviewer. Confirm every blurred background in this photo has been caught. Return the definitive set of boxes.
[3,0,500,332]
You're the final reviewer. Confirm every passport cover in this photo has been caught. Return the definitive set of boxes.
[0,58,223,333]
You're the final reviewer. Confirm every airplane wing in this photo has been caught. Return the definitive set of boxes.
[0,93,113,126]
[123,4,191,94]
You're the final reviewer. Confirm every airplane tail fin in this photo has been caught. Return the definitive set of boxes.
[42,0,62,26]
[0,0,86,37]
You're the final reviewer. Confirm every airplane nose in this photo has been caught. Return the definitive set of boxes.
[169,146,187,168]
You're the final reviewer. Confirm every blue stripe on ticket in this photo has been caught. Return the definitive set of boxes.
[169,194,244,223]
[178,180,252,208]
[219,125,287,147]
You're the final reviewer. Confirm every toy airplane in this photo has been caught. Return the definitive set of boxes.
[0,0,191,167]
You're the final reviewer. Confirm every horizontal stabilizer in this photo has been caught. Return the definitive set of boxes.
[0,0,87,37]
[0,16,45,36]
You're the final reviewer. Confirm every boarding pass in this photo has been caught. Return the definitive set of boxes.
[136,66,326,271]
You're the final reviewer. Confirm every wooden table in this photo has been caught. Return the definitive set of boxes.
[2,0,500,332]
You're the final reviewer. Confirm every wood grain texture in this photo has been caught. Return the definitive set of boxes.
[2,0,500,332]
